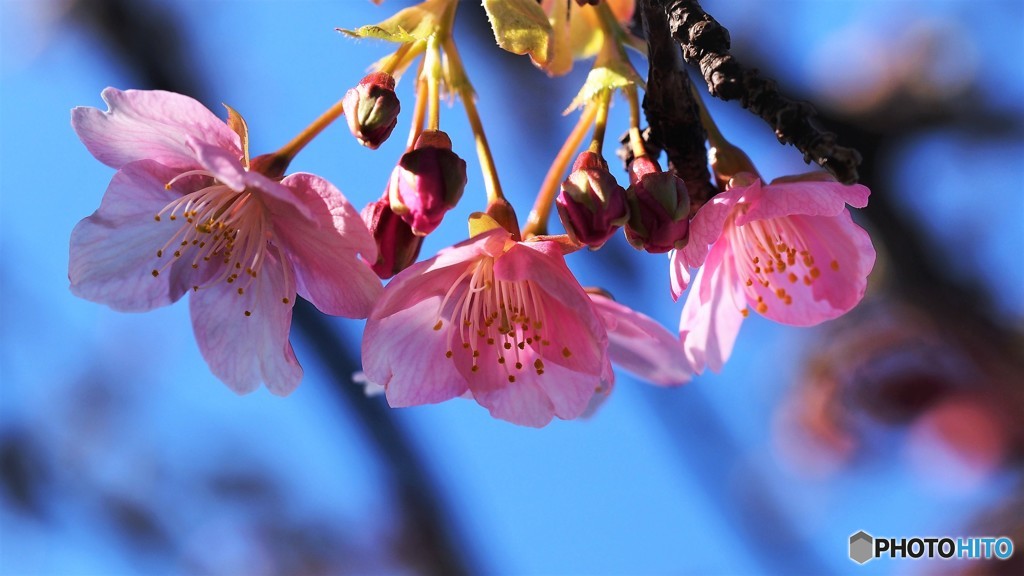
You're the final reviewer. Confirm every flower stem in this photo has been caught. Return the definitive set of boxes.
[272,96,346,168]
[624,85,647,159]
[425,37,442,132]
[522,104,599,239]
[443,37,506,206]
[380,41,415,76]
[407,64,429,149]
[588,90,612,155]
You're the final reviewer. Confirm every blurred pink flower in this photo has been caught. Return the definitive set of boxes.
[671,174,875,373]
[70,88,382,394]
[362,223,613,427]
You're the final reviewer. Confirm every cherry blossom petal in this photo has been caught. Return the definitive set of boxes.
[189,246,301,395]
[187,139,315,221]
[590,294,692,386]
[269,173,382,318]
[736,180,870,226]
[69,160,195,311]
[493,241,606,373]
[669,250,690,300]
[362,294,470,406]
[460,344,597,426]
[370,230,508,319]
[679,240,746,373]
[72,88,239,170]
[678,185,744,270]
[743,213,875,326]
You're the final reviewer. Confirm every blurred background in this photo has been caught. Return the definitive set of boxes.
[1,0,1022,574]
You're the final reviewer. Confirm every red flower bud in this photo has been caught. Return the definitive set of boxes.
[624,156,690,253]
[343,72,401,150]
[361,195,424,279]
[555,151,628,248]
[389,130,467,236]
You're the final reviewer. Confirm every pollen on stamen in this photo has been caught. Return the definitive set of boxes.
[504,342,512,350]
[433,320,443,331]
[471,365,479,373]
[156,250,163,258]
[561,347,572,358]
[237,288,244,295]
[497,357,505,364]
[514,362,523,370]
[741,308,750,318]
[445,350,453,358]
[154,215,161,222]
[282,297,290,304]
[151,269,159,277]
[507,375,516,383]
[830,260,840,271]
[788,273,798,283]
[244,310,252,317]
[756,302,768,314]
[192,285,199,292]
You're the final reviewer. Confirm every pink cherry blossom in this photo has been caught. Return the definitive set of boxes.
[588,292,692,386]
[672,174,875,373]
[70,88,382,394]
[362,224,612,427]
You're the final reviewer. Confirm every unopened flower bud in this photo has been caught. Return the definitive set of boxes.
[361,195,424,279]
[624,156,690,253]
[343,72,401,150]
[555,151,628,248]
[389,130,467,236]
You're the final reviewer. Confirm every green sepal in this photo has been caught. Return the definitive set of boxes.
[482,0,552,65]
[339,0,450,43]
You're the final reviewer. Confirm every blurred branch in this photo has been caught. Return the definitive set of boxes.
[653,0,863,183]
[68,0,198,95]
[293,303,473,576]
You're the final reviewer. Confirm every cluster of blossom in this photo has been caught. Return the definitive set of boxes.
[68,0,875,427]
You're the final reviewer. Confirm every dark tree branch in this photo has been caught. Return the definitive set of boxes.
[638,0,717,210]
[657,0,863,184]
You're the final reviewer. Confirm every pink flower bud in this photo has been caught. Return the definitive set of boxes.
[389,130,467,236]
[555,151,629,248]
[361,195,424,279]
[343,72,401,150]
[624,156,690,253]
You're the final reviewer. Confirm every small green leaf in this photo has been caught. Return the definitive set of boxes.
[482,0,553,64]
[339,0,450,43]
[566,59,645,112]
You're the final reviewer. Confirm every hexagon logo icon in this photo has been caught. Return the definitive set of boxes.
[849,531,874,564]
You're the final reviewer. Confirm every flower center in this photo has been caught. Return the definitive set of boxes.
[730,216,840,316]
[434,258,561,382]
[151,170,293,315]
